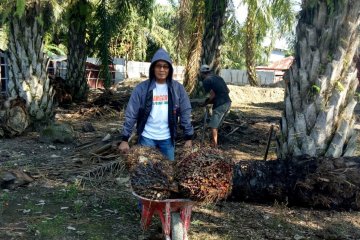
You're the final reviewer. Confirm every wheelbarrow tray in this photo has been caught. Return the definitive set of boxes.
[132,191,194,240]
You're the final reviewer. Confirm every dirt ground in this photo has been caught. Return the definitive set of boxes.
[0,83,360,240]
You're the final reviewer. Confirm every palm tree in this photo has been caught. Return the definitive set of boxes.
[182,0,228,97]
[181,0,205,95]
[200,0,228,75]
[277,0,360,159]
[90,0,155,89]
[3,0,58,125]
[221,9,246,69]
[65,0,92,102]
[109,5,148,62]
[244,1,258,86]
[175,0,193,65]
[182,0,294,94]
[110,4,176,62]
[232,1,360,209]
[242,0,295,86]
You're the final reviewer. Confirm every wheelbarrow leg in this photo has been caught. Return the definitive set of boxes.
[180,206,193,238]
[141,201,155,230]
[157,202,171,239]
[164,202,171,237]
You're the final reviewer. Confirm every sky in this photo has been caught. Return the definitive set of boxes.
[156,0,170,6]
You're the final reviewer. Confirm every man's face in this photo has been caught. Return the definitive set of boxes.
[154,60,170,83]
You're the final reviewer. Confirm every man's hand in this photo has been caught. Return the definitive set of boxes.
[184,140,192,148]
[200,98,209,107]
[118,141,130,153]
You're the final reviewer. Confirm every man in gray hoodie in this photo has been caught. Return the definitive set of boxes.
[118,48,193,160]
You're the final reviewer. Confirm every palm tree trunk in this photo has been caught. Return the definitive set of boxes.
[184,0,227,97]
[200,0,228,75]
[245,4,259,86]
[183,0,204,96]
[96,0,112,90]
[7,1,55,125]
[65,0,89,102]
[356,48,360,81]
[277,0,360,159]
[175,0,191,64]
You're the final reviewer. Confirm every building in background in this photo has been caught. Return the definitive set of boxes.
[256,56,294,84]
[0,49,8,94]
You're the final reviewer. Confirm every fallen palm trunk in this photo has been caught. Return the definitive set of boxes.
[129,146,178,200]
[175,147,233,203]
[231,156,360,210]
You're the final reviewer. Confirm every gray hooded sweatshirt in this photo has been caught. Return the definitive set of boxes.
[121,48,194,143]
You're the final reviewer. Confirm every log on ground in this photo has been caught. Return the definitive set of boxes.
[231,156,360,210]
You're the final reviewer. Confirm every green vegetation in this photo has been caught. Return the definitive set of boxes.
[0,191,10,214]
[311,84,321,94]
[28,215,67,239]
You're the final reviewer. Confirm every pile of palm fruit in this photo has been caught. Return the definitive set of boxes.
[127,146,178,200]
[127,146,233,203]
[175,147,233,203]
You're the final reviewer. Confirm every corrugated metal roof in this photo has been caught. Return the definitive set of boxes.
[257,56,294,71]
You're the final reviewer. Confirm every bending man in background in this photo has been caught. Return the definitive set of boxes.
[200,64,231,148]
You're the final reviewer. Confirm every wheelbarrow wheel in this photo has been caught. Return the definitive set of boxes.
[171,212,187,240]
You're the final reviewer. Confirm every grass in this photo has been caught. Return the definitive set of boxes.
[0,191,10,219]
[28,215,67,239]
[14,185,142,240]
[56,184,81,201]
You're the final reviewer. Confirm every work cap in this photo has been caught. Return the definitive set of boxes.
[200,64,211,73]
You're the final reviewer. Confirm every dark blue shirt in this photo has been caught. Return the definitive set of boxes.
[203,74,231,108]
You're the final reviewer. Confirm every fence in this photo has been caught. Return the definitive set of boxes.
[219,69,277,86]
[0,54,280,93]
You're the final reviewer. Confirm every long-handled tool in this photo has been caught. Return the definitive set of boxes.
[263,124,274,161]
[200,106,210,146]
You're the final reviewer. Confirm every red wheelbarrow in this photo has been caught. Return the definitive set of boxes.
[132,192,194,240]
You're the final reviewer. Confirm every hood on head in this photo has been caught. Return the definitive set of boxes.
[149,48,174,82]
